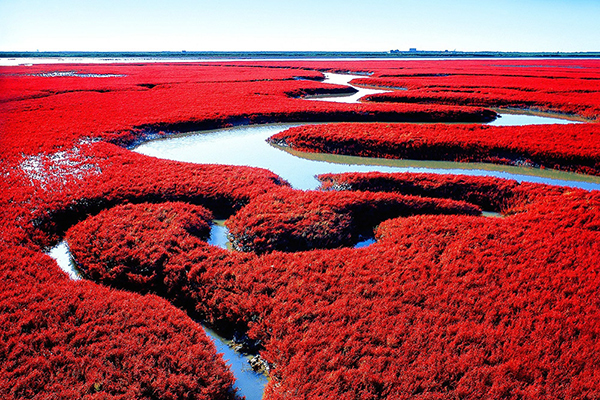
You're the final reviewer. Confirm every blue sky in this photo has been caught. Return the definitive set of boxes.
[1,0,599,52]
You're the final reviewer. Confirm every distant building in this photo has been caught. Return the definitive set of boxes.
[389,48,421,54]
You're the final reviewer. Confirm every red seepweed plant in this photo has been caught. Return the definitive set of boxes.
[269,122,600,175]
[2,59,600,399]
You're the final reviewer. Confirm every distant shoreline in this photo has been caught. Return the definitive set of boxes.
[2,50,600,59]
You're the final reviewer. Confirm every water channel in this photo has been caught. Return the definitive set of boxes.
[47,239,269,400]
[49,72,598,400]
[134,73,595,192]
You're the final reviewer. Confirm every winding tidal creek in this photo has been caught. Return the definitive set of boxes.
[50,72,597,400]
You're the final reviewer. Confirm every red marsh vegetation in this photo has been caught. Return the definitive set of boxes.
[269,122,600,175]
[1,59,600,399]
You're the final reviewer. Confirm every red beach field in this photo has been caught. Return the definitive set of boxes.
[1,59,600,399]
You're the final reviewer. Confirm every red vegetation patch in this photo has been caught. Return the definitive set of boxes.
[258,215,600,399]
[352,62,600,121]
[3,142,289,251]
[3,60,600,399]
[1,63,498,158]
[66,173,600,399]
[66,202,213,290]
[318,171,521,212]
[270,122,600,175]
[0,245,238,400]
[214,59,600,119]
[318,171,600,231]
[226,186,480,253]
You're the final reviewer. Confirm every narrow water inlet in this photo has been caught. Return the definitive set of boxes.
[47,241,81,280]
[354,238,377,248]
[46,241,268,400]
[304,72,392,103]
[488,112,583,126]
[201,326,268,400]
[315,72,584,125]
[208,219,231,249]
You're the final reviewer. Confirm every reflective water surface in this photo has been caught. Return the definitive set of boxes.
[304,72,392,103]
[135,72,594,191]
[134,123,600,191]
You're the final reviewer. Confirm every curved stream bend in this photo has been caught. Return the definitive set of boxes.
[135,72,595,191]
[134,122,600,191]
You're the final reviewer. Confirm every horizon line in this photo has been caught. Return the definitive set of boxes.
[2,50,600,57]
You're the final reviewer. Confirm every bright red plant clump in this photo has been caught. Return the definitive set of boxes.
[64,174,600,399]
[0,245,239,400]
[2,59,600,399]
[2,142,290,251]
[317,172,522,211]
[270,122,600,175]
[0,62,498,158]
[66,202,213,289]
[225,186,480,253]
